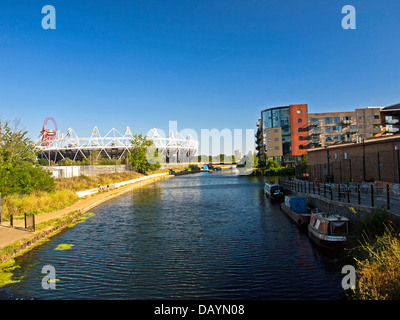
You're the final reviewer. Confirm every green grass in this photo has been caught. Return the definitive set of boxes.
[0,170,165,220]
[2,189,79,220]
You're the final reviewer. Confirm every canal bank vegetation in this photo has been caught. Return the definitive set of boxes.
[0,121,168,221]
[1,170,157,221]
[250,157,295,177]
[343,207,400,300]
[0,119,55,197]
[127,134,161,174]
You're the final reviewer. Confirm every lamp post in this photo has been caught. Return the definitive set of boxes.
[326,148,331,183]
[396,145,400,183]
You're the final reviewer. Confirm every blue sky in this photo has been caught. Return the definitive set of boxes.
[0,0,399,153]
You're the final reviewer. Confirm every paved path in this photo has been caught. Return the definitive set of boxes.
[0,174,173,250]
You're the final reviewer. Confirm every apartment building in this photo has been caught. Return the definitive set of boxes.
[381,103,400,134]
[308,107,383,148]
[258,104,308,164]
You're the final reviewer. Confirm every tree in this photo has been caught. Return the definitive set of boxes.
[265,158,280,170]
[0,119,55,196]
[128,134,161,174]
[294,155,308,177]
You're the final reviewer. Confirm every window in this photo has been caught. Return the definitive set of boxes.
[334,153,338,160]
[274,129,279,133]
[359,116,364,120]
[359,125,365,129]
[369,115,374,119]
[325,135,334,142]
[324,117,332,125]
[275,146,279,150]
[310,118,319,125]
[344,152,348,159]
[313,127,321,133]
[343,116,352,121]
[299,136,303,141]
[298,128,302,132]
[298,118,302,123]
[297,109,302,114]
[335,135,341,142]
[267,130,271,134]
[274,138,279,141]
[268,138,272,142]
[335,125,343,133]
[325,126,334,133]
[330,221,347,235]
[334,117,341,124]
[374,115,380,119]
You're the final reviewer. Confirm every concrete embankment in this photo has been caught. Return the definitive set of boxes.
[0,173,173,263]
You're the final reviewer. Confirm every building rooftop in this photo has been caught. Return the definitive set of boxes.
[382,103,400,112]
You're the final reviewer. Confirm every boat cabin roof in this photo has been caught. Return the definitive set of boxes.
[313,212,349,222]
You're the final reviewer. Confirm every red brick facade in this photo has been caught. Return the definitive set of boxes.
[308,136,400,183]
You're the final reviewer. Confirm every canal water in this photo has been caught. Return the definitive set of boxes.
[3,172,345,299]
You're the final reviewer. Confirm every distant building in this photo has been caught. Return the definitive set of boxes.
[234,149,242,161]
[256,103,400,168]
[308,107,383,148]
[258,104,308,165]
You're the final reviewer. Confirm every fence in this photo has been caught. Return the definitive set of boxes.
[7,213,35,231]
[280,179,400,215]
[45,165,134,179]
[24,213,35,231]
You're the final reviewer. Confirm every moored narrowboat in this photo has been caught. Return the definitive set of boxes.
[264,183,284,201]
[308,212,349,250]
[280,195,310,226]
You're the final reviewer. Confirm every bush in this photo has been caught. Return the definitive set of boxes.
[0,163,55,196]
[347,225,400,300]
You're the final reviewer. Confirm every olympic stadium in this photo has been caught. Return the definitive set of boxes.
[36,117,199,163]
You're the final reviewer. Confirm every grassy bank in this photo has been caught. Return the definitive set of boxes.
[1,170,170,221]
[342,208,400,300]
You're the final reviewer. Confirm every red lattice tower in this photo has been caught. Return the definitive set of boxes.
[40,117,58,146]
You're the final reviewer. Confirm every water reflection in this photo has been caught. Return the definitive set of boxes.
[3,172,344,299]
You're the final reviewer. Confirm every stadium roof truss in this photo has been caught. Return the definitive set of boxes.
[36,126,199,163]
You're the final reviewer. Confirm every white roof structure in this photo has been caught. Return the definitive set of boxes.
[36,126,199,163]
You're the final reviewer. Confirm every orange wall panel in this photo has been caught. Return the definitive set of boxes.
[289,104,308,156]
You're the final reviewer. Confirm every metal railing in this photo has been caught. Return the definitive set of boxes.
[280,179,400,215]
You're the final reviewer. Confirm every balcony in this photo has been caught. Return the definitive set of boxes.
[386,126,400,133]
[342,134,354,142]
[386,118,400,125]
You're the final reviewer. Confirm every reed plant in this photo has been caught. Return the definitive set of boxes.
[347,225,400,300]
[344,208,400,300]
[1,189,78,220]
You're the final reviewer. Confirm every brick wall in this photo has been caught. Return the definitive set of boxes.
[308,136,400,183]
